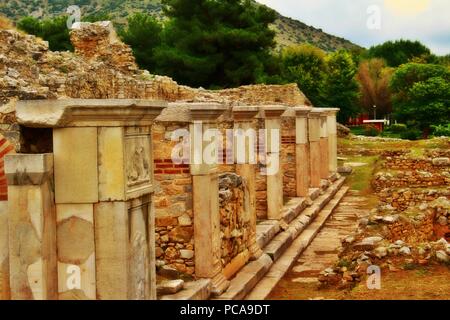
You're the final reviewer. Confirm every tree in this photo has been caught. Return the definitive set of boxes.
[390,63,450,135]
[322,50,361,123]
[119,13,162,72]
[357,58,393,118]
[17,16,73,51]
[280,44,328,106]
[155,0,277,88]
[366,40,432,67]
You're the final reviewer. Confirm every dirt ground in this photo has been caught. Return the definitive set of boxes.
[268,136,450,300]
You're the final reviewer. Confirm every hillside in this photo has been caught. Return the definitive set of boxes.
[0,0,361,52]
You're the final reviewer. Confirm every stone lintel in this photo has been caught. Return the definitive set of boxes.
[321,108,340,116]
[231,106,259,122]
[16,99,167,128]
[294,106,313,117]
[189,103,228,122]
[5,153,53,186]
[309,108,325,118]
[259,105,288,119]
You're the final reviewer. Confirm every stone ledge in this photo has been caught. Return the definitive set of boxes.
[214,254,273,300]
[264,231,293,262]
[246,186,349,300]
[159,279,212,300]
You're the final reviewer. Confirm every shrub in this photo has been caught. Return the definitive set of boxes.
[400,128,422,140]
[389,124,407,133]
[432,124,450,137]
[364,125,380,137]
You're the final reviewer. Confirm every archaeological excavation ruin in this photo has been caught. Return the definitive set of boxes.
[0,21,350,300]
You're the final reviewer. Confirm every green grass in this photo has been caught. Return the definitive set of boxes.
[345,155,379,192]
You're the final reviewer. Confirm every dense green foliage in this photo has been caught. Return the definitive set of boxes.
[17,16,73,51]
[280,44,327,106]
[431,124,450,137]
[323,50,360,123]
[366,40,433,67]
[390,63,450,134]
[119,13,162,72]
[153,0,277,88]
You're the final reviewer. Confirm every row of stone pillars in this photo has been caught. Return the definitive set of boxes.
[1,99,339,300]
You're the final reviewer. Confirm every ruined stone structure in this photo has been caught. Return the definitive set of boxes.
[0,21,344,300]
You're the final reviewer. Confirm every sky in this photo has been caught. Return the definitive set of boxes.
[256,0,450,55]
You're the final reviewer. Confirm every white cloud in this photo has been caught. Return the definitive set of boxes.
[256,0,450,55]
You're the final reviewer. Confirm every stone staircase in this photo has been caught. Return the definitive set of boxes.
[160,176,348,300]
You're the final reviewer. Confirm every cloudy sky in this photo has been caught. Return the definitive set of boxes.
[256,0,450,55]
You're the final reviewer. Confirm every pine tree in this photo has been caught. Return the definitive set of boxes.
[155,0,277,88]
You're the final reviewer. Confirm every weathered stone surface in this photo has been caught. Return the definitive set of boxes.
[8,182,57,300]
[94,202,129,300]
[98,127,125,201]
[53,127,98,204]
[157,280,184,295]
[0,202,10,300]
[56,204,96,300]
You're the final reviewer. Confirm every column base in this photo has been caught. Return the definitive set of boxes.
[210,273,230,297]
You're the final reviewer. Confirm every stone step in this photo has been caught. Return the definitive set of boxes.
[245,186,349,300]
[160,279,211,300]
[217,178,346,301]
[213,254,273,300]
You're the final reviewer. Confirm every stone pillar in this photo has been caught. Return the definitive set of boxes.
[0,201,9,300]
[5,154,57,300]
[323,108,340,174]
[189,104,229,296]
[232,106,262,261]
[308,109,322,188]
[319,110,330,179]
[261,106,287,220]
[294,106,312,197]
[15,99,166,300]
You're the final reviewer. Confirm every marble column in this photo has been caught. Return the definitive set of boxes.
[0,201,9,300]
[232,106,262,261]
[5,153,57,300]
[319,110,330,179]
[188,103,230,296]
[308,109,322,188]
[323,108,340,174]
[294,106,312,197]
[260,106,287,220]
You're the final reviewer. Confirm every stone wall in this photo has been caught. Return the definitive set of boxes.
[378,188,450,212]
[372,171,450,192]
[281,117,296,198]
[219,173,250,267]
[153,122,194,276]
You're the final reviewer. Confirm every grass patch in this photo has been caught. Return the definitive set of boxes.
[345,155,378,192]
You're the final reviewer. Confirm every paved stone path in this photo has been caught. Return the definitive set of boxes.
[273,190,369,288]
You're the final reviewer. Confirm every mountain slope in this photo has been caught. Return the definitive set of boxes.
[0,0,361,52]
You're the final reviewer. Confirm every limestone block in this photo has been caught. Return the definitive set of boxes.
[264,119,281,154]
[295,117,308,145]
[8,182,57,300]
[94,202,129,300]
[0,202,9,300]
[223,250,250,280]
[193,174,222,279]
[310,141,321,188]
[53,128,98,204]
[56,204,96,300]
[128,197,151,300]
[320,138,330,179]
[266,153,283,220]
[296,144,310,197]
[98,127,125,201]
[5,153,53,186]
